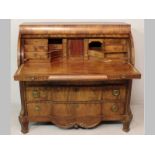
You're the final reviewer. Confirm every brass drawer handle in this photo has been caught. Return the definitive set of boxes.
[111,104,119,112]
[112,89,120,96]
[35,105,40,111]
[32,90,40,98]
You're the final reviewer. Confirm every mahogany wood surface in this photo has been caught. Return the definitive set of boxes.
[14,60,140,81]
[14,23,141,133]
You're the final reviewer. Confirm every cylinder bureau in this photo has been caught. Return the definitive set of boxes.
[14,23,141,133]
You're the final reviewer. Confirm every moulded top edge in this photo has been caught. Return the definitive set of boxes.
[19,23,131,35]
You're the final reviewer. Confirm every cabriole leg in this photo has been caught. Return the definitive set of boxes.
[123,121,131,132]
[19,115,29,134]
[122,114,133,132]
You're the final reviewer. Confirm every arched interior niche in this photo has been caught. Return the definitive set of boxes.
[88,41,102,50]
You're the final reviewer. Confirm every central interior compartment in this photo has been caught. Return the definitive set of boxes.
[48,38,63,60]
[68,39,84,57]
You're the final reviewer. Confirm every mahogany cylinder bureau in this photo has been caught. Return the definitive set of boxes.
[14,23,141,133]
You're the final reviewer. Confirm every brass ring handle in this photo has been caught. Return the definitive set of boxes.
[112,89,120,96]
[32,90,40,98]
[35,105,40,111]
[111,104,119,112]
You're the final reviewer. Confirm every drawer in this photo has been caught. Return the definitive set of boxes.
[24,45,48,52]
[27,103,51,117]
[105,53,127,59]
[103,39,127,45]
[102,102,124,115]
[26,87,51,102]
[102,85,126,100]
[26,85,126,102]
[103,39,127,53]
[24,39,48,45]
[104,45,126,53]
[25,52,49,59]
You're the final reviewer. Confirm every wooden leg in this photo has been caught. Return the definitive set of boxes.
[123,121,130,132]
[19,115,29,134]
[122,114,133,132]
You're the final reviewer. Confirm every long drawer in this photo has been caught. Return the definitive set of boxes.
[26,85,126,102]
[26,84,127,119]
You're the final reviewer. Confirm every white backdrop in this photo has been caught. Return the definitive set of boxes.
[11,19,144,106]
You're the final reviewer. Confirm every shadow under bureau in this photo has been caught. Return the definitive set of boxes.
[14,23,141,133]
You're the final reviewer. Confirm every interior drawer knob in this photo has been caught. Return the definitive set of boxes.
[112,89,120,96]
[111,104,119,112]
[35,105,40,111]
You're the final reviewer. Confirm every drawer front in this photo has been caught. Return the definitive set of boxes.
[102,85,126,101]
[104,45,125,52]
[105,53,127,59]
[25,52,49,59]
[28,102,101,119]
[26,85,127,102]
[26,84,127,119]
[24,45,48,52]
[24,39,48,45]
[102,102,124,115]
[27,102,124,118]
[103,39,127,53]
[27,103,51,117]
[26,87,51,102]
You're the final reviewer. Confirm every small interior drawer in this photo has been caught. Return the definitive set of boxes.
[105,53,127,59]
[24,45,48,52]
[24,39,48,45]
[103,39,127,53]
[104,45,126,53]
[25,52,49,60]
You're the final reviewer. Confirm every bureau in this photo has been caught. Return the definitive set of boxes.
[14,23,141,133]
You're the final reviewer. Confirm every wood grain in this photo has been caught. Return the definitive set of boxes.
[14,22,141,133]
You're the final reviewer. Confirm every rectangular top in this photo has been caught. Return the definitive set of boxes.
[19,22,131,36]
[14,60,141,81]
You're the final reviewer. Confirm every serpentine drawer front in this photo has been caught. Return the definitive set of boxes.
[14,23,141,133]
[26,84,127,128]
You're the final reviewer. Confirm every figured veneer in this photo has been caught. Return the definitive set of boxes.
[14,23,141,133]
